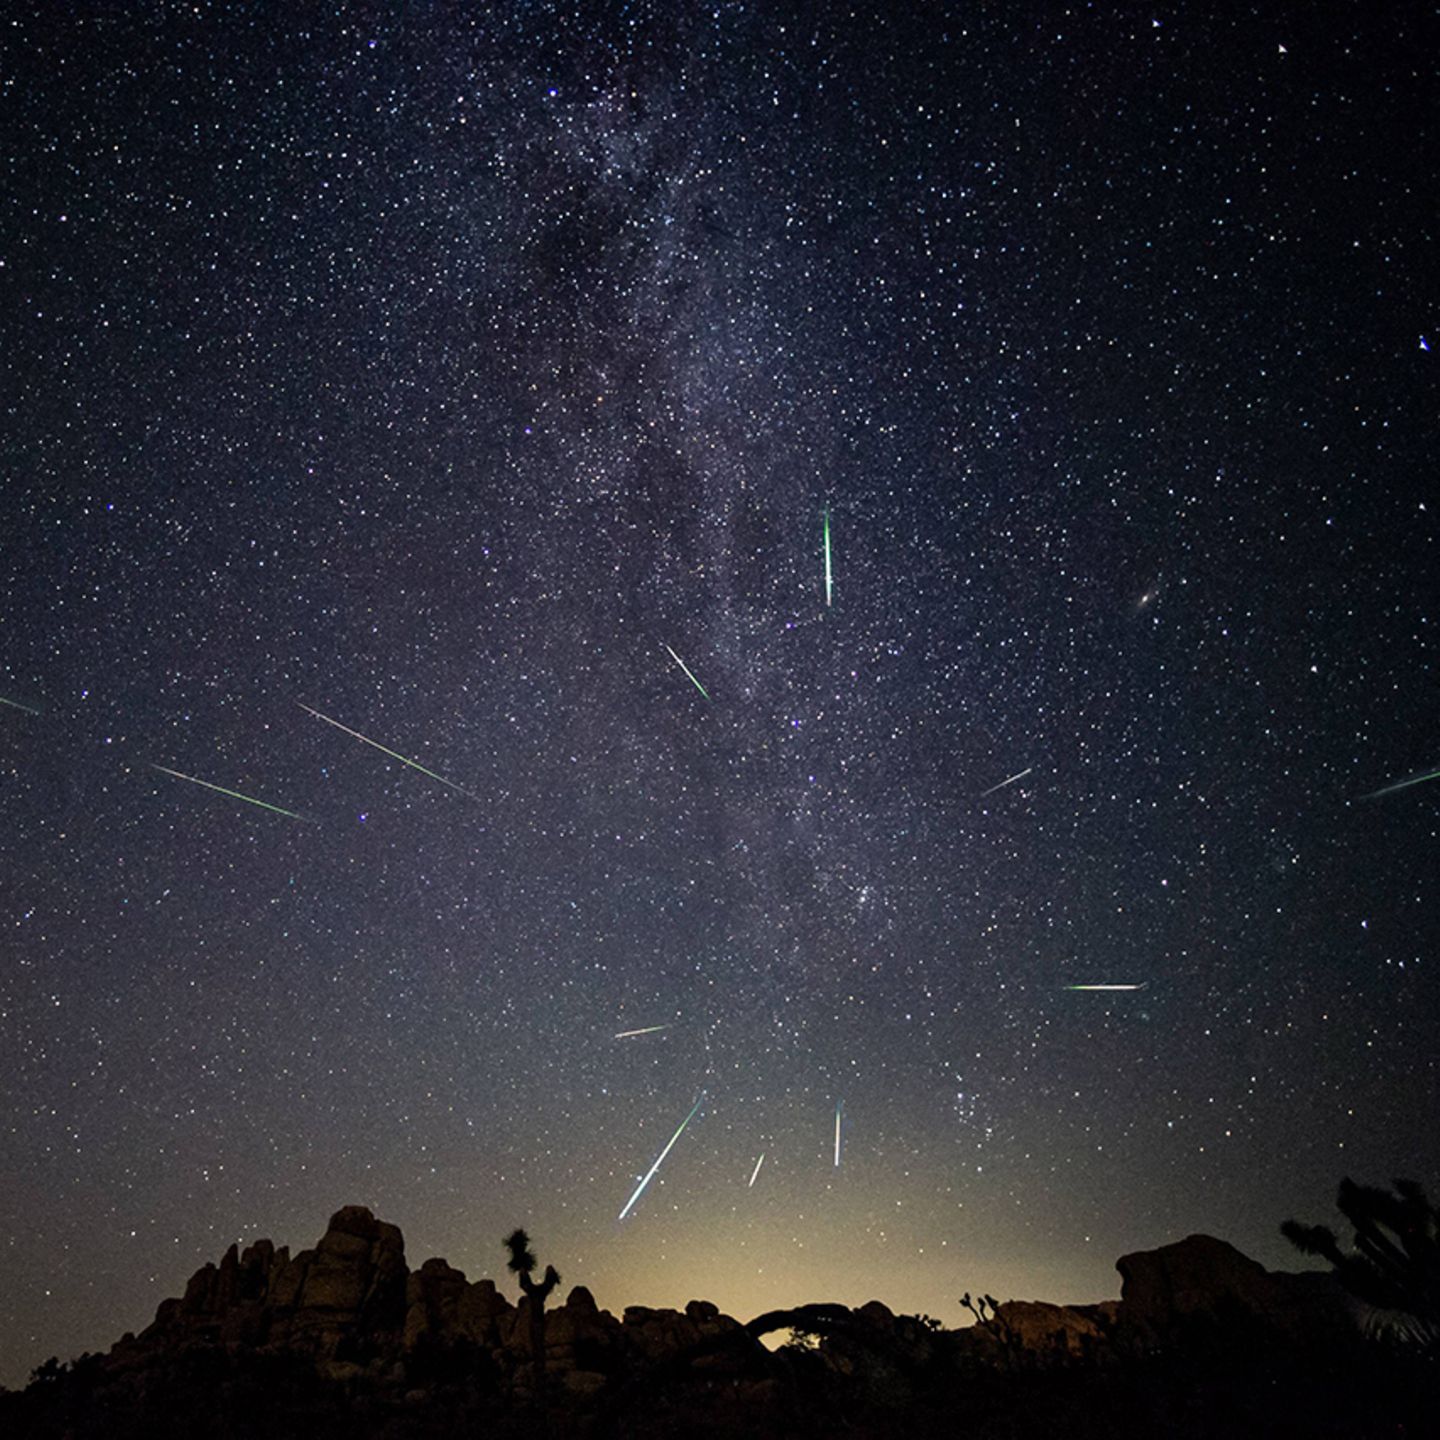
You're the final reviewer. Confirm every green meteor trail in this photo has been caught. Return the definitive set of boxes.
[1064,983,1147,991]
[663,644,710,700]
[619,1092,705,1220]
[0,695,41,715]
[1361,766,1440,801]
[300,703,479,799]
[153,765,313,822]
[823,505,833,607]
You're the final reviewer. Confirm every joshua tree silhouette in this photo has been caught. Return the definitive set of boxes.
[504,1227,562,1409]
[1283,1177,1440,1345]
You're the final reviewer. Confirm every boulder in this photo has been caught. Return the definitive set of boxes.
[403,1258,470,1349]
[565,1285,599,1314]
[296,1207,406,1337]
[238,1240,276,1301]
[619,1302,747,1369]
[181,1261,219,1318]
[214,1244,241,1310]
[1116,1233,1354,1343]
[266,1248,308,1311]
[622,1305,704,1360]
[991,1299,1106,1357]
[545,1289,624,1373]
[455,1277,514,1347]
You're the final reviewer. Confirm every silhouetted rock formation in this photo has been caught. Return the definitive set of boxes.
[990,1298,1117,1357]
[139,1205,409,1371]
[1117,1232,1354,1343]
[7,1206,1434,1440]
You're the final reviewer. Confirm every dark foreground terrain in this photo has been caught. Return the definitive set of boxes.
[6,1205,1437,1438]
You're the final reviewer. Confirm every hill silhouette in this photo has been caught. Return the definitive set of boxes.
[4,1204,1437,1438]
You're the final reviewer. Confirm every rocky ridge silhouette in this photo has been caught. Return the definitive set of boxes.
[7,1202,1428,1440]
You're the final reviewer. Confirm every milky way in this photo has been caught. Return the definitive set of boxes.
[2,4,1435,1386]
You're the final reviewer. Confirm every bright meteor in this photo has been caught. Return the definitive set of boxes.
[618,1092,705,1221]
[1065,983,1148,991]
[834,1100,843,1167]
[614,1025,670,1040]
[153,765,313,822]
[663,644,709,701]
[748,1152,766,1187]
[1360,766,1440,801]
[299,703,479,799]
[823,505,833,607]
[980,766,1032,797]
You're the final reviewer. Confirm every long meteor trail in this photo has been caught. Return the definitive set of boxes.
[614,1025,670,1040]
[663,645,709,701]
[1361,766,1440,801]
[1065,983,1148,991]
[0,695,41,715]
[618,1092,705,1220]
[153,765,313,822]
[749,1152,766,1187]
[823,506,833,607]
[980,766,1032,797]
[834,1101,843,1167]
[299,703,479,799]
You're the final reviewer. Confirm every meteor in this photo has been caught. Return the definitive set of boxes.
[152,765,313,822]
[823,506,833,607]
[299,703,479,799]
[663,645,710,701]
[834,1101,843,1167]
[0,695,40,715]
[1360,766,1440,801]
[619,1092,705,1221]
[1064,983,1148,991]
[614,1025,670,1040]
[980,766,1032,797]
[748,1152,766,1188]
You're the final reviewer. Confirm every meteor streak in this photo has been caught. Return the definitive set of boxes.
[619,1092,705,1221]
[299,704,478,798]
[834,1101,843,1167]
[980,766,1032,797]
[1361,766,1440,801]
[0,695,40,715]
[823,506,833,607]
[663,645,709,701]
[748,1152,766,1188]
[614,1025,670,1040]
[1065,983,1148,991]
[152,765,313,822]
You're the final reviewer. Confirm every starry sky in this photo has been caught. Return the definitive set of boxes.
[2,1,1436,1388]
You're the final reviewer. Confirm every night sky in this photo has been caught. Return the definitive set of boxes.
[2,2,1436,1388]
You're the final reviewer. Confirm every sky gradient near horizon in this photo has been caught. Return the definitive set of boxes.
[2,1,1436,1387]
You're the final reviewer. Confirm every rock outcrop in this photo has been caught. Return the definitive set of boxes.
[1116,1233,1354,1343]
[130,1212,1360,1385]
[28,1206,1371,1440]
[991,1299,1114,1357]
[118,1204,785,1401]
[143,1205,410,1358]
